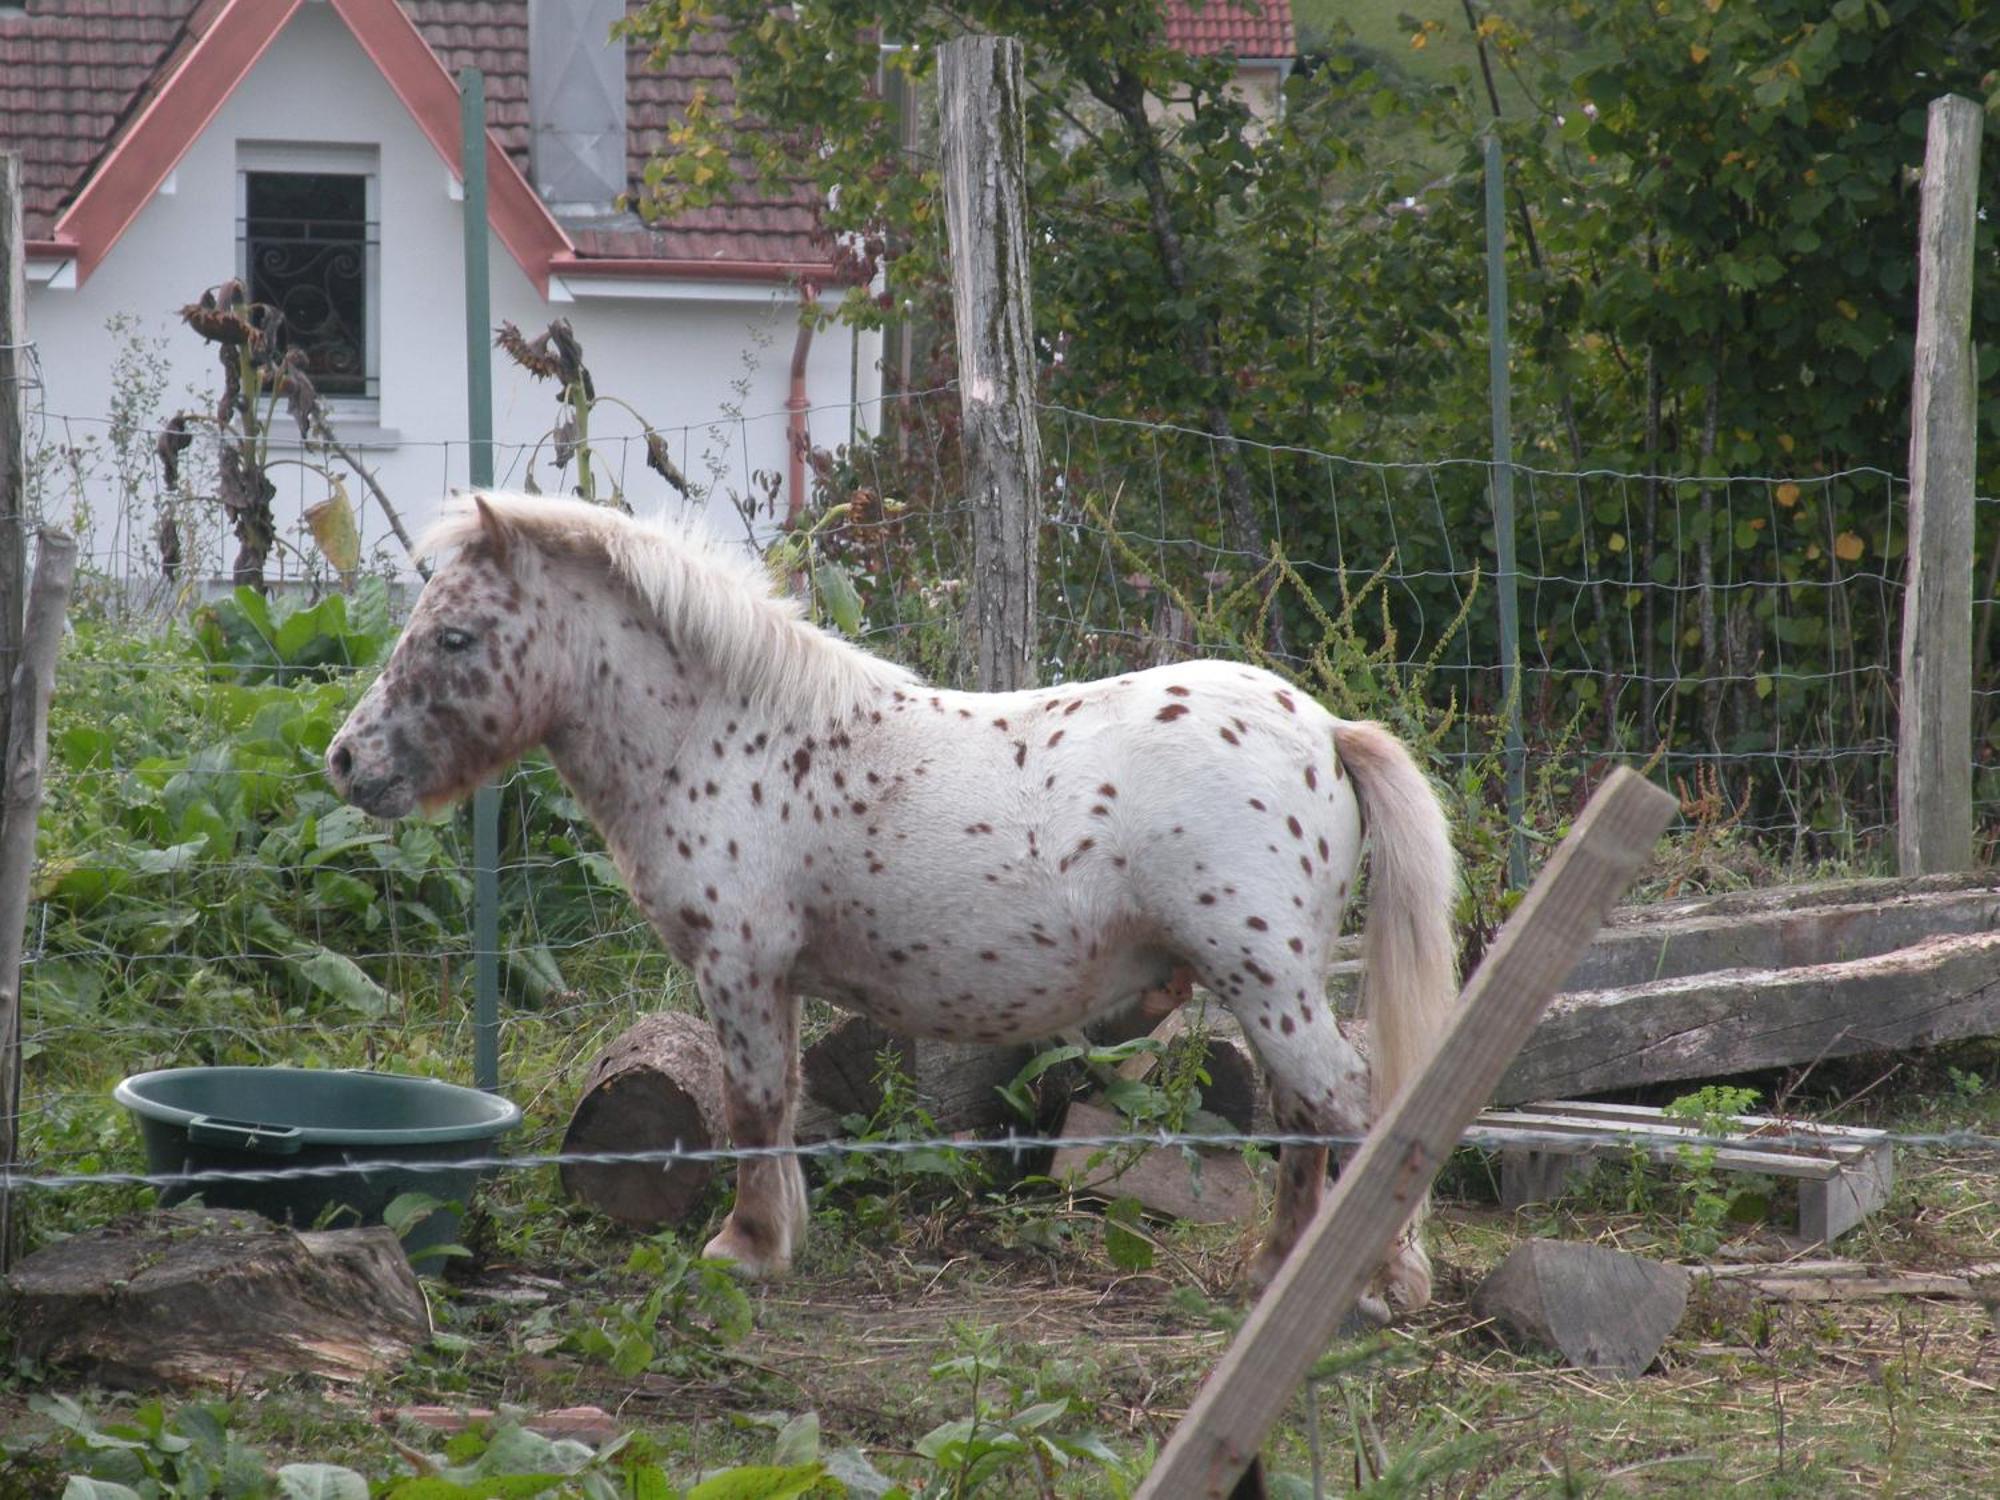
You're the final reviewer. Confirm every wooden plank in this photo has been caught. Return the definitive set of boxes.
[1701,1260,1999,1303]
[1137,768,1677,1498]
[1322,875,2000,1013]
[938,35,1040,692]
[1500,929,2000,1104]
[1798,1142,1896,1246]
[1491,1099,1889,1146]
[1898,94,1982,875]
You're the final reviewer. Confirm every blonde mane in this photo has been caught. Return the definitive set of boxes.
[418,493,920,723]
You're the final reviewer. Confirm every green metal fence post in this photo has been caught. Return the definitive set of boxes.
[460,67,501,1093]
[1484,126,1528,889]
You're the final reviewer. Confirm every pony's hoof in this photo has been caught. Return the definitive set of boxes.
[1375,1240,1433,1314]
[1246,1245,1287,1296]
[1343,1294,1393,1334]
[701,1225,790,1279]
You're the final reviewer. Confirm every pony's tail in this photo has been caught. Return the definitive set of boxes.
[1333,722,1459,1116]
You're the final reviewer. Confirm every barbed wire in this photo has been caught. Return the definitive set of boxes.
[5,1118,1998,1198]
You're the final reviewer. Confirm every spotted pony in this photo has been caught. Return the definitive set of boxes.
[326,494,1460,1313]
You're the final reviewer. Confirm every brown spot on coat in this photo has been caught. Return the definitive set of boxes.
[1156,703,1189,723]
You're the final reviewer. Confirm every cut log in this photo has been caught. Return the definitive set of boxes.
[795,1013,1034,1143]
[1500,929,2000,1104]
[1471,1239,1689,1377]
[561,1011,727,1228]
[1050,1101,1268,1224]
[2,1208,429,1389]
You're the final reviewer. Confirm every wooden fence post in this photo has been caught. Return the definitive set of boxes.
[0,531,77,1270]
[1898,94,1982,875]
[1135,768,1678,1498]
[938,34,1040,691]
[0,154,28,813]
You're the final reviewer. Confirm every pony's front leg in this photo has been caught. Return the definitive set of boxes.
[700,981,808,1278]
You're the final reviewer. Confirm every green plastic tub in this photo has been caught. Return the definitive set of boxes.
[115,1066,520,1255]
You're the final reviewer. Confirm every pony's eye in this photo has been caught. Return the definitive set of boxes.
[437,627,475,653]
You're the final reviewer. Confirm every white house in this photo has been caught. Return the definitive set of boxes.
[6,0,1295,585]
[11,0,880,584]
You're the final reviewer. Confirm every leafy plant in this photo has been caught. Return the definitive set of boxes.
[190,578,394,686]
[814,1048,990,1237]
[30,1392,360,1499]
[915,1325,1137,1498]
[563,1235,753,1380]
[1643,1084,1770,1254]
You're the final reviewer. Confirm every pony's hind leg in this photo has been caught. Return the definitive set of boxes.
[1225,984,1432,1316]
[700,980,809,1277]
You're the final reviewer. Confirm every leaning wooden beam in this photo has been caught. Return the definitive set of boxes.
[0,530,79,1269]
[1137,768,1677,1499]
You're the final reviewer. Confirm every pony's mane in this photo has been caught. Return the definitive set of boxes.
[419,493,920,723]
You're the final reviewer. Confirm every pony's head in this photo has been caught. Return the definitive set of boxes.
[326,495,560,817]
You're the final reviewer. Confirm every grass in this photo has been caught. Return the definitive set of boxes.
[8,1035,2000,1494]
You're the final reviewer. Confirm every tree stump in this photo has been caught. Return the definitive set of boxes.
[560,1011,728,1228]
[1471,1239,1689,1377]
[2,1208,429,1389]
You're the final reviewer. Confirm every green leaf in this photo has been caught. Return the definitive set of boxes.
[770,1411,820,1467]
[813,560,864,636]
[685,1463,827,1500]
[62,1481,144,1500]
[1103,1197,1155,1271]
[285,946,391,1018]
[277,1464,371,1500]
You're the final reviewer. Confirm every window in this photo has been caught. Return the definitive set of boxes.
[239,164,378,401]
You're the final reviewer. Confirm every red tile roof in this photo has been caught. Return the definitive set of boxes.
[401,1,826,271]
[1,0,224,241]
[1165,1,1295,59]
[2,1,1292,269]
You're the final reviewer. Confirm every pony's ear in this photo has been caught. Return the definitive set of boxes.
[472,494,514,567]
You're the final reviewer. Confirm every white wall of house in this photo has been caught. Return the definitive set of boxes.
[26,1,878,585]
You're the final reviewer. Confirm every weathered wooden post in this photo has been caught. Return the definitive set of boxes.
[0,151,31,1270]
[0,154,27,816]
[1136,769,1677,1497]
[0,531,77,1269]
[1897,94,1981,876]
[938,35,1040,691]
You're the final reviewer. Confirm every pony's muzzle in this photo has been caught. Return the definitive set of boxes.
[325,734,415,818]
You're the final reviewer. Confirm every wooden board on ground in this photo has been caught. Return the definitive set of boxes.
[1500,929,2000,1106]
[561,1011,728,1228]
[1472,1239,1690,1377]
[1700,1259,2000,1302]
[1473,1098,1895,1245]
[2,1208,430,1389]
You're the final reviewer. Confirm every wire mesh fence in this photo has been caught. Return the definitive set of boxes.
[12,380,2000,1230]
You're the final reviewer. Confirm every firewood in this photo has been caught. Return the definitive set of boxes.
[560,1011,728,1228]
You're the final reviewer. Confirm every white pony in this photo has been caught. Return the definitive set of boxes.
[326,494,1458,1311]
